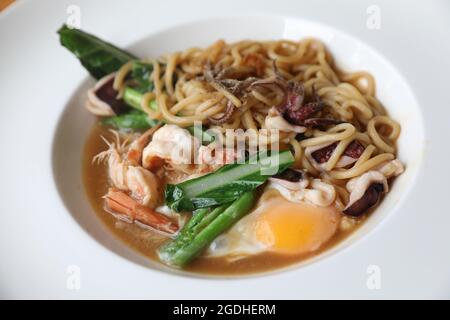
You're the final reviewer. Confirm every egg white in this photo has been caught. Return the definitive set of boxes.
[206,194,340,259]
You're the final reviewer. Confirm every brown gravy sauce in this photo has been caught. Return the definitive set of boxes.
[83,124,363,275]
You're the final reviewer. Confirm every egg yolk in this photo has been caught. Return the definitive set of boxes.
[254,198,340,255]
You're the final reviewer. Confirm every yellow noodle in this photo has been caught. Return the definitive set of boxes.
[140,91,162,120]
[329,153,394,179]
[367,115,401,153]
[106,38,403,210]
[113,60,133,98]
[300,123,356,147]
[164,52,179,96]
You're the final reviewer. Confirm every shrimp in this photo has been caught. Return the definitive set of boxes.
[126,124,161,166]
[198,144,239,166]
[94,130,161,208]
[142,124,200,170]
[104,188,178,234]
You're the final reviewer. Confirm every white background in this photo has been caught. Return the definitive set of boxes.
[1,0,450,299]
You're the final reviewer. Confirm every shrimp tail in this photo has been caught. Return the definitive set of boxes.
[104,188,178,234]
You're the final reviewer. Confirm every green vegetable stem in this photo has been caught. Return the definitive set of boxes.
[158,192,255,267]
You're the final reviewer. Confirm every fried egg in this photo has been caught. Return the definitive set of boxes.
[206,194,340,259]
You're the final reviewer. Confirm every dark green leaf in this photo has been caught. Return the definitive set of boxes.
[130,61,154,93]
[101,110,158,130]
[58,24,136,79]
[165,150,294,212]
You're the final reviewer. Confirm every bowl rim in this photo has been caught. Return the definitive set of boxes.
[51,13,426,281]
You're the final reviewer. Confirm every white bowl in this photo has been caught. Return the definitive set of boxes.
[3,0,450,298]
[53,16,424,277]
